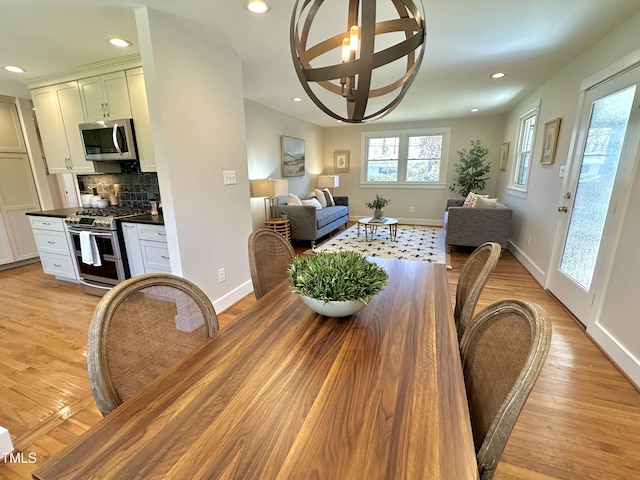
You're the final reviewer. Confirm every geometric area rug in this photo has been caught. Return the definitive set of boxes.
[310,223,447,264]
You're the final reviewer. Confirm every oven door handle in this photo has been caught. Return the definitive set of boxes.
[67,228,114,237]
[79,279,113,290]
[112,123,123,156]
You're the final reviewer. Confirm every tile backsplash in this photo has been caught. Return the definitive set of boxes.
[78,167,160,209]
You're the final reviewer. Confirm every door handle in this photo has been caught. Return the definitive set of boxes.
[558,206,568,213]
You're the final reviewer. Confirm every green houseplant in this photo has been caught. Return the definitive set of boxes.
[450,140,491,197]
[288,251,389,316]
[365,194,390,219]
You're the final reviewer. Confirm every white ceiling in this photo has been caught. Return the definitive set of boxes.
[1,0,639,127]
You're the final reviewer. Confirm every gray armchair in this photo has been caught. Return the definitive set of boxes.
[444,198,512,253]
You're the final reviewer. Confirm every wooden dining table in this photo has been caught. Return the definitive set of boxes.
[33,258,478,480]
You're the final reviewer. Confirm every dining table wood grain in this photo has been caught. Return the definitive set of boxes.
[32,258,478,480]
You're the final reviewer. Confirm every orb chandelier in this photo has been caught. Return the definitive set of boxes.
[290,0,426,123]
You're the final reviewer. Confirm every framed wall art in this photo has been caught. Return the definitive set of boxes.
[540,118,561,165]
[500,142,509,170]
[334,150,350,173]
[281,136,305,177]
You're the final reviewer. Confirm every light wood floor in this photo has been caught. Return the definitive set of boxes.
[1,251,640,479]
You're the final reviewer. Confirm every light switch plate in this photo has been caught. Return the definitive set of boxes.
[223,170,236,185]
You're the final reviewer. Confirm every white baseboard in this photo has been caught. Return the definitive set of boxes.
[0,425,14,455]
[214,279,253,314]
[588,322,640,390]
[507,240,546,286]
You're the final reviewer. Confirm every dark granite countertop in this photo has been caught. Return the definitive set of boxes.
[117,214,165,226]
[26,207,80,218]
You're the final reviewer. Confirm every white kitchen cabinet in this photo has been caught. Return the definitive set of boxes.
[29,216,78,280]
[78,71,132,122]
[122,222,170,276]
[126,68,156,172]
[0,98,27,153]
[31,82,99,174]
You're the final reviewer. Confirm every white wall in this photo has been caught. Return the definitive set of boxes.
[244,100,325,230]
[323,116,505,224]
[135,8,253,312]
[496,11,640,385]
[496,11,640,286]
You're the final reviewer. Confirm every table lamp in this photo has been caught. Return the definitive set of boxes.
[317,175,340,193]
[250,178,288,219]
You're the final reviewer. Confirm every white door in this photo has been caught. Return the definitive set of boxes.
[548,65,640,324]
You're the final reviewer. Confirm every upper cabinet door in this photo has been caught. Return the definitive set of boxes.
[126,67,156,172]
[79,71,132,122]
[0,99,27,153]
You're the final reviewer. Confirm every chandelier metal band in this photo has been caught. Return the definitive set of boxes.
[290,0,426,123]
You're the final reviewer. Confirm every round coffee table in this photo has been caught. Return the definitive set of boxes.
[358,217,398,242]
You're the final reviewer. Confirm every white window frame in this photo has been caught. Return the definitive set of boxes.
[360,128,451,189]
[508,100,540,198]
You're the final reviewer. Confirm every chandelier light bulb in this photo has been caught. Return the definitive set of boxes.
[349,25,359,51]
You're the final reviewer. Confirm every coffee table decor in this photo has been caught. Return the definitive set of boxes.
[312,224,447,264]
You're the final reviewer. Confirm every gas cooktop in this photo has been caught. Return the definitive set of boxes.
[74,207,150,217]
[65,207,151,230]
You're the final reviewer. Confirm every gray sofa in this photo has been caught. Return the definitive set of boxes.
[285,196,349,246]
[444,198,512,252]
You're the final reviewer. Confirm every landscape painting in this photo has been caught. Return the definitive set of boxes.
[281,136,305,177]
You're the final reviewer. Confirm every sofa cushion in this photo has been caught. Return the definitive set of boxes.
[316,205,348,228]
[323,188,335,206]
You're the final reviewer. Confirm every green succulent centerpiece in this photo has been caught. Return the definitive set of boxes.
[288,251,389,317]
[365,194,390,219]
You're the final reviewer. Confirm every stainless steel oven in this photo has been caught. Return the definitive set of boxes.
[65,207,148,295]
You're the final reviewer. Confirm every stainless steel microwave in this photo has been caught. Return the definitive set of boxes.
[79,118,138,161]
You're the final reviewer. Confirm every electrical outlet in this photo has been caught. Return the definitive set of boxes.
[218,268,226,282]
[410,206,415,213]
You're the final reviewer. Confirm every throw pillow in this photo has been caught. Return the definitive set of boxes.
[463,192,478,207]
[314,189,328,208]
[287,193,303,206]
[302,198,322,210]
[323,188,335,206]
[474,196,498,207]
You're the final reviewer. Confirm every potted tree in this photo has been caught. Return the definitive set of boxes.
[450,139,490,197]
[365,194,390,219]
[288,251,388,317]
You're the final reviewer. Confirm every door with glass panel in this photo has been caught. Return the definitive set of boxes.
[548,65,640,325]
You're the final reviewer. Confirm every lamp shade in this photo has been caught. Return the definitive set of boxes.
[250,179,288,197]
[318,175,340,189]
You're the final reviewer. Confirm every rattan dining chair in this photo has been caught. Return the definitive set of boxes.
[248,228,296,300]
[460,299,552,480]
[454,242,501,340]
[87,273,219,416]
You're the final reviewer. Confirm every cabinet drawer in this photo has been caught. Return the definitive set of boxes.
[34,230,71,255]
[137,225,167,242]
[140,240,171,272]
[30,216,65,232]
[40,253,76,278]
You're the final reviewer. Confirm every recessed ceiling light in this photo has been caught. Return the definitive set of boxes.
[470,108,480,113]
[292,97,303,102]
[4,65,25,73]
[108,37,133,48]
[244,0,270,14]
[491,72,505,79]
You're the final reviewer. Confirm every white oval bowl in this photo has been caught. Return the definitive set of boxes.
[299,295,366,317]
[96,199,109,208]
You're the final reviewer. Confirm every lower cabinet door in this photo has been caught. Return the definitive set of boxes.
[140,240,171,273]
